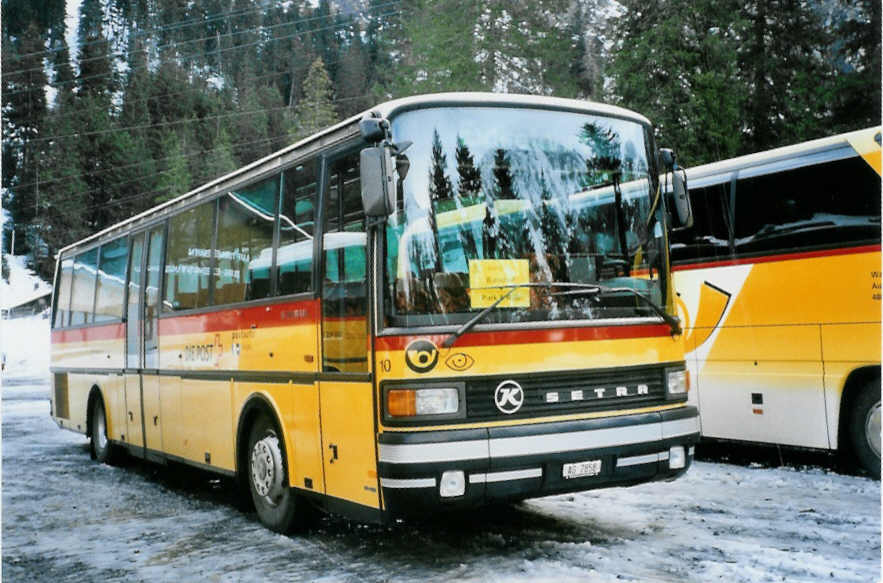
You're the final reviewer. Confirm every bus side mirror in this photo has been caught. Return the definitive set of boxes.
[659,148,693,230]
[360,146,396,218]
[669,169,693,229]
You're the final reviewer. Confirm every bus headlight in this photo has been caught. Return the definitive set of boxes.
[387,388,460,417]
[666,368,689,397]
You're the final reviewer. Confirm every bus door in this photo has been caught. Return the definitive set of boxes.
[141,227,165,457]
[124,226,165,458]
[317,152,380,509]
[124,233,146,454]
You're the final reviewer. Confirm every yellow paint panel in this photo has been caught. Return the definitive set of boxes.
[821,323,881,363]
[124,374,144,448]
[176,378,235,470]
[376,334,685,380]
[320,381,379,508]
[143,375,163,452]
[158,322,319,372]
[722,253,879,327]
[160,376,184,458]
[52,338,125,369]
[846,127,882,175]
[286,383,324,491]
[704,324,821,362]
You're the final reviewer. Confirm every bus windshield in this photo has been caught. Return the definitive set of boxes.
[384,106,668,329]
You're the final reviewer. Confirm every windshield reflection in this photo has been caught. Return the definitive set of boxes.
[384,107,667,329]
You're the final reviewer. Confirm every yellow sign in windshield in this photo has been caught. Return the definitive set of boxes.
[468,259,531,308]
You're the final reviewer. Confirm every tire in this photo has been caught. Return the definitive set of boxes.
[89,396,117,464]
[246,413,302,533]
[848,382,881,478]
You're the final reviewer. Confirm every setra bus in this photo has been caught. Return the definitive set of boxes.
[671,127,881,475]
[50,93,700,532]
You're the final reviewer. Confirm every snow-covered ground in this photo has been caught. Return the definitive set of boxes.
[1,310,879,582]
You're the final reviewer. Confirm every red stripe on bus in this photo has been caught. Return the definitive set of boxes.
[671,244,881,272]
[51,322,125,343]
[375,323,672,351]
[158,298,320,336]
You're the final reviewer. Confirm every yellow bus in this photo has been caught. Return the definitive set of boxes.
[50,93,700,532]
[671,127,881,475]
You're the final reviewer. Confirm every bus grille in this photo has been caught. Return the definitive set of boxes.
[465,364,669,421]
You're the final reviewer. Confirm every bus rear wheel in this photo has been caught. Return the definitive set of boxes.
[848,381,881,478]
[247,414,301,533]
[90,397,117,464]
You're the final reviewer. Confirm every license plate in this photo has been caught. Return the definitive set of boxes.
[562,460,602,479]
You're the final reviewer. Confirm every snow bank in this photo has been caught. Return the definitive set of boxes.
[1,252,52,381]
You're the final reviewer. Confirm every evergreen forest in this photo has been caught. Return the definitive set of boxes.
[2,0,879,280]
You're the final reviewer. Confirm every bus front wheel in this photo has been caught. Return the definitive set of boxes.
[247,414,301,532]
[89,397,117,464]
[848,381,881,478]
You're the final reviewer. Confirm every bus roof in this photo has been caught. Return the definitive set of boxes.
[58,93,650,257]
[683,127,881,187]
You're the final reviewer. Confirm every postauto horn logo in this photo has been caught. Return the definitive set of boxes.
[405,339,439,373]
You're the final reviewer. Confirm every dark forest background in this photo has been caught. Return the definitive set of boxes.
[2,0,879,280]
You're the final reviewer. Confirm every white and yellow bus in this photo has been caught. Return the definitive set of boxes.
[671,127,881,475]
[51,93,700,532]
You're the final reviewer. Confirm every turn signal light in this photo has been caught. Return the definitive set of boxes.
[387,389,417,417]
[386,388,460,417]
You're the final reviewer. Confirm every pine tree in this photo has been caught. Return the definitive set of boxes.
[608,0,745,164]
[829,0,880,132]
[336,33,371,118]
[492,149,516,200]
[455,138,482,200]
[386,0,485,96]
[77,0,115,101]
[428,130,454,204]
[292,57,338,140]
[2,24,49,257]
[155,131,192,203]
[738,1,834,151]
[204,127,238,180]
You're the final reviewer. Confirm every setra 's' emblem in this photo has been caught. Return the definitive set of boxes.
[495,380,524,414]
[404,339,439,373]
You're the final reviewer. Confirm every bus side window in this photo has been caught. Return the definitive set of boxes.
[53,258,74,328]
[278,160,317,295]
[733,156,881,256]
[669,181,731,263]
[69,248,99,326]
[215,175,279,305]
[94,238,129,322]
[164,201,215,311]
[322,151,367,373]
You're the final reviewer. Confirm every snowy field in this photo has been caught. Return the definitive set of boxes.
[1,310,879,582]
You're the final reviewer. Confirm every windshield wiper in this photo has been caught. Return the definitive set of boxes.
[441,282,604,348]
[551,285,681,335]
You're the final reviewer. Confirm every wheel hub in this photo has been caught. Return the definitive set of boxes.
[95,406,107,450]
[865,400,881,459]
[250,435,284,503]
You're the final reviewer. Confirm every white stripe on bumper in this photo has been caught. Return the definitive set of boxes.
[378,415,699,465]
[379,477,437,489]
[616,453,661,467]
[469,468,543,484]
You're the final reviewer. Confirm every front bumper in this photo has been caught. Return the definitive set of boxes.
[378,406,699,517]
